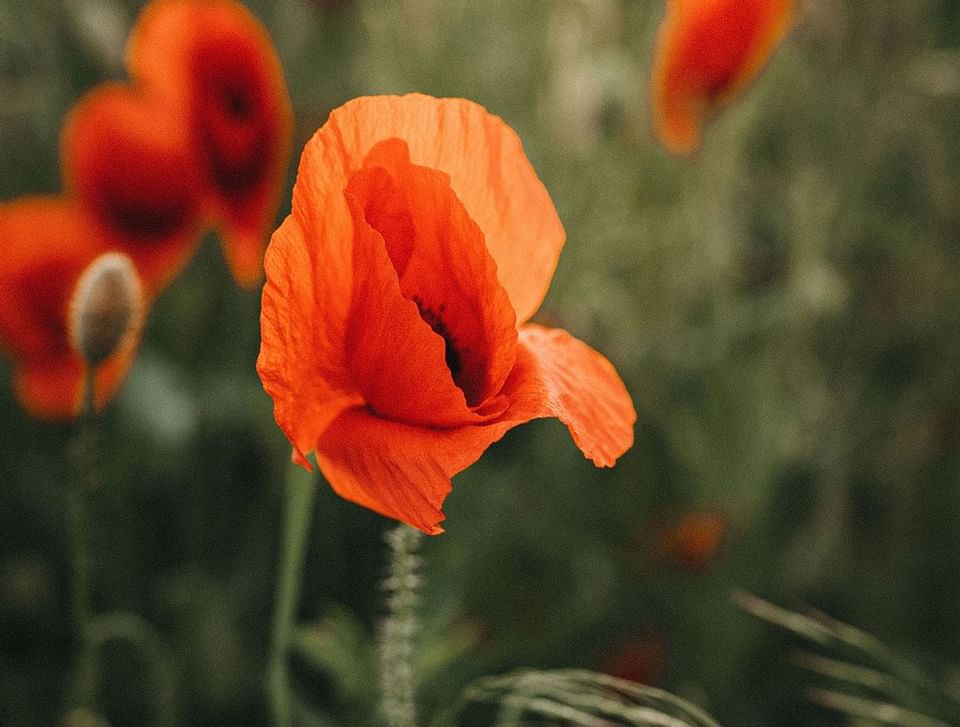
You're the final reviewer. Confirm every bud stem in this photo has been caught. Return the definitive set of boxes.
[66,364,99,715]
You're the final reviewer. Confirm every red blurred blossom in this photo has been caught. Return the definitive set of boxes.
[126,0,294,286]
[650,0,794,155]
[0,199,144,418]
[599,633,669,686]
[655,510,727,570]
[258,94,636,534]
[60,83,205,298]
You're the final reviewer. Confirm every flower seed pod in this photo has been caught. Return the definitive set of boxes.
[69,252,143,367]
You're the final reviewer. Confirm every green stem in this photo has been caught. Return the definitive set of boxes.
[67,364,98,712]
[268,465,316,727]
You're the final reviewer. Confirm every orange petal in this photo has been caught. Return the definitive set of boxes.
[127,0,293,286]
[347,138,517,412]
[508,324,637,467]
[256,212,363,466]
[0,198,141,419]
[314,406,529,534]
[650,0,794,155]
[341,189,491,428]
[308,94,564,323]
[312,324,635,533]
[60,83,204,297]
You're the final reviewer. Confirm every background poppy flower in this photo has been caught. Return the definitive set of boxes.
[650,0,794,155]
[126,0,294,287]
[0,198,143,419]
[258,94,636,534]
[653,510,727,570]
[61,83,205,297]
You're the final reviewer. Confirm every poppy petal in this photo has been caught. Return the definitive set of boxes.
[348,138,518,409]
[314,406,527,534]
[315,94,564,323]
[312,323,635,534]
[257,213,364,466]
[341,189,497,428]
[650,0,793,155]
[509,324,636,467]
[126,0,293,286]
[60,83,204,296]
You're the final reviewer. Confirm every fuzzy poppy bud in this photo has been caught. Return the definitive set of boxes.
[69,252,143,367]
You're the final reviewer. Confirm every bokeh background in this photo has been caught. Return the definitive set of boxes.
[2,0,959,724]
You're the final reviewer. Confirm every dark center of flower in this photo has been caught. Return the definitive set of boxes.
[94,148,195,242]
[412,297,463,383]
[193,39,271,198]
[224,88,251,119]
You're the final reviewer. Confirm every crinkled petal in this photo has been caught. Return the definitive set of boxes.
[313,324,635,534]
[316,94,564,322]
[342,189,501,427]
[651,0,794,155]
[315,406,526,535]
[256,212,363,467]
[505,324,636,467]
[347,138,517,412]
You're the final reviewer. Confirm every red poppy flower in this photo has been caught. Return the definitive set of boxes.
[0,198,142,418]
[654,510,727,570]
[126,0,294,286]
[61,83,205,297]
[650,0,793,155]
[258,94,636,534]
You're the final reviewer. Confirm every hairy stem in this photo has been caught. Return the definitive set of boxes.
[379,524,424,727]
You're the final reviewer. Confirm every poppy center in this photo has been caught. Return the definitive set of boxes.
[343,137,518,418]
[346,160,490,404]
[412,297,463,382]
[192,37,272,198]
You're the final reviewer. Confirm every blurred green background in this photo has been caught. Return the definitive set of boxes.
[2,0,959,724]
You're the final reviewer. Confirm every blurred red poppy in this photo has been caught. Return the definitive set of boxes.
[0,199,142,418]
[127,0,294,286]
[61,83,204,297]
[599,633,669,686]
[650,0,793,155]
[655,510,727,570]
[258,94,636,534]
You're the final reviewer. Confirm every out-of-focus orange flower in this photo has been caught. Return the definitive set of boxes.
[61,84,204,297]
[258,94,636,534]
[127,0,293,286]
[655,510,727,570]
[0,199,144,418]
[650,0,793,155]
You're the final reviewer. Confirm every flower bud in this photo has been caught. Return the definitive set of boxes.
[68,252,143,366]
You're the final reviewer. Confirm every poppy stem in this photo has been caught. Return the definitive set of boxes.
[268,465,316,727]
[65,363,99,715]
[378,524,424,727]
